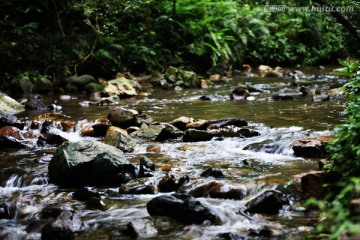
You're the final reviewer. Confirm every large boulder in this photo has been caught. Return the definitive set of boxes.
[245,190,290,215]
[25,94,49,111]
[146,194,221,224]
[292,136,332,157]
[188,181,247,200]
[293,171,326,199]
[0,93,25,116]
[48,140,136,187]
[103,78,137,98]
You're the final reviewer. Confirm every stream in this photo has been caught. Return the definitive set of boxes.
[0,67,347,239]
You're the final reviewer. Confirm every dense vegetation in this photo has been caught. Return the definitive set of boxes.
[1,0,359,90]
[306,59,360,239]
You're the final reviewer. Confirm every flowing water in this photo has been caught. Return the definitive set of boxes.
[0,67,348,239]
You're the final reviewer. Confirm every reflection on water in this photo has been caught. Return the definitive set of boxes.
[0,71,346,239]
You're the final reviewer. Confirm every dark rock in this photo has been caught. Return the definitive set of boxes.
[199,96,211,101]
[79,122,110,137]
[237,128,261,138]
[25,94,49,111]
[66,74,96,88]
[126,218,158,237]
[189,181,247,200]
[183,129,215,142]
[119,183,155,195]
[208,118,248,128]
[107,107,138,128]
[86,197,107,211]
[248,226,272,237]
[139,156,155,178]
[48,140,136,187]
[40,206,62,219]
[146,194,221,224]
[104,126,137,152]
[84,83,104,94]
[37,133,67,146]
[0,135,27,149]
[200,168,225,178]
[230,84,250,100]
[158,175,189,193]
[186,120,209,130]
[216,232,244,240]
[271,94,294,101]
[41,211,82,240]
[73,188,101,201]
[155,125,183,142]
[292,136,332,157]
[0,115,24,129]
[245,190,290,215]
[171,116,194,131]
[293,171,326,199]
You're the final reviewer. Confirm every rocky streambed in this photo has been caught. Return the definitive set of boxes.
[0,67,348,239]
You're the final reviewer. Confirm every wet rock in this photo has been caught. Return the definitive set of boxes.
[79,122,110,137]
[84,83,104,94]
[0,93,25,116]
[33,77,53,93]
[0,126,24,140]
[66,74,96,88]
[48,140,136,187]
[271,94,294,101]
[208,118,248,128]
[139,156,155,178]
[158,175,189,193]
[130,123,165,140]
[216,232,243,240]
[119,182,155,195]
[292,136,332,157]
[293,171,326,199]
[104,126,137,152]
[86,197,107,211]
[0,114,24,129]
[312,94,330,102]
[230,84,250,100]
[183,129,215,142]
[37,133,67,146]
[155,125,183,142]
[248,226,272,237]
[164,66,199,88]
[41,211,82,240]
[0,135,27,149]
[238,128,261,138]
[171,116,194,131]
[189,181,247,200]
[199,95,211,101]
[126,218,158,238]
[107,107,138,128]
[40,206,62,219]
[103,78,137,98]
[25,94,49,111]
[245,190,290,215]
[200,168,225,178]
[146,194,221,224]
[73,187,101,201]
[186,119,209,130]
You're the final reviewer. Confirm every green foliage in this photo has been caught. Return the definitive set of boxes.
[0,0,357,88]
[306,59,360,239]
